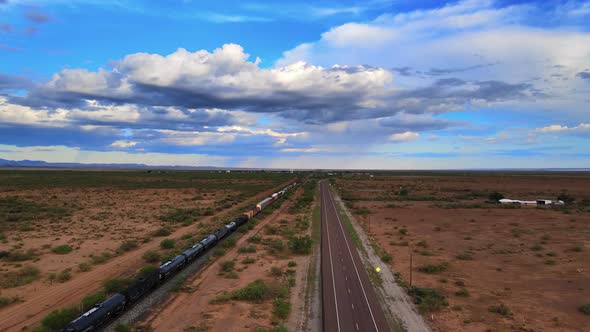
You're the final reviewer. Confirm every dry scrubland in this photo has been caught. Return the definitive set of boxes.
[140,180,317,332]
[334,172,590,332]
[0,170,291,331]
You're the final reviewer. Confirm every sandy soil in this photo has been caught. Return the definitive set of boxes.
[0,175,293,332]
[334,173,590,332]
[141,185,315,332]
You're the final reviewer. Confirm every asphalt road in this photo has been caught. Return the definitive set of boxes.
[320,180,390,332]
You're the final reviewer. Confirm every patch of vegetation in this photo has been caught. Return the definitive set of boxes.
[138,265,158,277]
[273,298,291,319]
[220,260,235,272]
[222,237,237,249]
[408,287,448,313]
[242,257,256,264]
[160,207,212,224]
[0,295,22,308]
[114,323,132,332]
[117,240,138,253]
[456,252,473,260]
[381,253,393,263]
[511,228,533,238]
[530,244,544,251]
[57,269,72,283]
[287,261,297,267]
[238,245,257,253]
[488,192,504,202]
[288,235,312,255]
[557,193,575,204]
[489,304,512,316]
[248,236,262,243]
[0,196,71,225]
[104,277,133,293]
[418,262,449,274]
[212,247,226,256]
[579,304,590,315]
[52,245,73,255]
[455,288,470,297]
[1,249,36,262]
[78,263,92,272]
[89,251,113,265]
[212,279,288,304]
[270,266,283,277]
[38,307,78,331]
[0,265,40,288]
[151,228,171,237]
[142,250,161,263]
[81,291,106,311]
[160,238,176,249]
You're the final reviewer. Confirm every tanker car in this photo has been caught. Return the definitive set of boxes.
[61,182,296,332]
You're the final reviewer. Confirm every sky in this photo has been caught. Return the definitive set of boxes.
[0,0,589,169]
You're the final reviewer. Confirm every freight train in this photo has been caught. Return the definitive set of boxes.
[61,182,297,332]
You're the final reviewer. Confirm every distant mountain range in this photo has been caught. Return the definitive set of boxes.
[0,158,222,170]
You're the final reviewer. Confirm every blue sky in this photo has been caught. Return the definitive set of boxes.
[0,0,589,168]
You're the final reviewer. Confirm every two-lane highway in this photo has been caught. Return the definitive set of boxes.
[320,180,390,332]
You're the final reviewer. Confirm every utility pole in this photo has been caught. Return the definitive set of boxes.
[409,250,413,288]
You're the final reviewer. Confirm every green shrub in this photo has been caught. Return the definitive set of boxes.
[288,235,312,255]
[456,252,473,260]
[455,288,470,297]
[242,257,256,264]
[381,253,392,263]
[220,260,235,272]
[151,228,171,237]
[2,249,36,262]
[0,266,40,288]
[248,236,262,243]
[273,298,291,319]
[52,245,73,255]
[78,263,91,272]
[408,287,448,313]
[40,307,78,331]
[212,279,287,304]
[222,237,237,248]
[90,251,112,265]
[114,323,132,332]
[530,244,544,251]
[142,250,161,263]
[117,240,138,253]
[212,247,226,256]
[270,266,283,277]
[57,270,72,283]
[160,238,176,249]
[418,262,449,274]
[489,304,512,316]
[138,265,158,277]
[238,245,257,253]
[81,291,106,311]
[557,193,575,204]
[104,278,133,293]
[287,261,297,267]
[579,304,590,315]
[0,296,22,308]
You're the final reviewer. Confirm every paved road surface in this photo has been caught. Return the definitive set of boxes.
[320,180,390,332]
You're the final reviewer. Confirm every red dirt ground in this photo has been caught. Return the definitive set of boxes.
[335,173,590,332]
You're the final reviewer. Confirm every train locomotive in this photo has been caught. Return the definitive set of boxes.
[61,182,296,332]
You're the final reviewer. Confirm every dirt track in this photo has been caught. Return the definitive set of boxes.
[0,179,294,332]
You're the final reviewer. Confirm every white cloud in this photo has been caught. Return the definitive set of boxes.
[389,131,419,142]
[110,140,138,148]
[533,123,590,134]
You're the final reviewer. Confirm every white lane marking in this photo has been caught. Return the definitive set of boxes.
[323,182,341,332]
[327,187,380,332]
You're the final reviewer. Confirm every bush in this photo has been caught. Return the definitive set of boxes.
[40,307,78,331]
[117,240,138,253]
[90,251,113,265]
[0,265,41,288]
[142,250,161,263]
[248,236,262,243]
[81,291,106,311]
[455,288,470,297]
[557,193,575,204]
[242,257,256,264]
[212,248,226,256]
[287,261,297,267]
[138,265,158,277]
[220,260,235,272]
[289,235,312,255]
[270,266,283,277]
[238,245,257,253]
[408,287,448,313]
[489,304,512,316]
[273,298,291,319]
[222,237,237,249]
[57,270,72,283]
[78,263,91,272]
[488,192,504,202]
[381,253,392,263]
[530,244,544,251]
[456,252,473,260]
[0,296,22,308]
[213,279,287,304]
[151,228,171,237]
[579,304,590,315]
[52,245,73,255]
[160,238,176,249]
[104,278,133,293]
[114,323,132,332]
[418,262,449,274]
